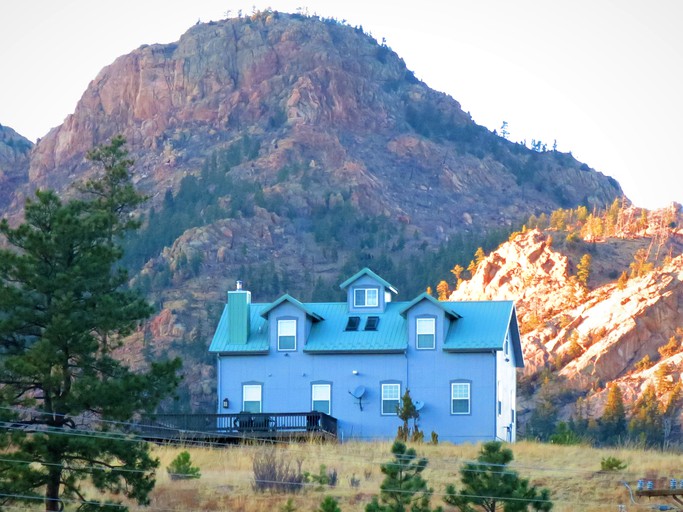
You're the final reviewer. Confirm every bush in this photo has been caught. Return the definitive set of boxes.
[253,447,304,493]
[600,456,627,471]
[167,451,201,480]
[305,464,337,488]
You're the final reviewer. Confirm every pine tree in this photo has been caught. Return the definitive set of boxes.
[365,441,439,512]
[444,442,553,512]
[628,385,663,447]
[317,496,342,512]
[576,254,592,289]
[0,137,181,511]
[599,383,626,444]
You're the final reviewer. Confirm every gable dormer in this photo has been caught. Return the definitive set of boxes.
[260,294,323,351]
[339,268,398,314]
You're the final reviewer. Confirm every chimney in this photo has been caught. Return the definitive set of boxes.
[227,281,251,345]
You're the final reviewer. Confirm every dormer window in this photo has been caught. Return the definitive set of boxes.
[277,319,296,351]
[416,317,436,349]
[354,288,378,308]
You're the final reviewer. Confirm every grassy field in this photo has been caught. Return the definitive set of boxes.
[129,440,683,512]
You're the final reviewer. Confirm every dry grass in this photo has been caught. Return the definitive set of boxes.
[134,440,683,512]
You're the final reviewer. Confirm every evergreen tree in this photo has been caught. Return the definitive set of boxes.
[365,441,439,512]
[576,254,591,289]
[444,441,552,512]
[0,138,181,511]
[598,383,626,444]
[317,496,343,512]
[628,385,663,447]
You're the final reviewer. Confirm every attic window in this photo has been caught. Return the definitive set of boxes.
[345,316,361,331]
[364,316,379,331]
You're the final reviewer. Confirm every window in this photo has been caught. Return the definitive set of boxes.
[312,384,331,414]
[354,288,378,308]
[416,317,435,349]
[277,319,296,351]
[381,383,400,415]
[364,316,379,331]
[451,382,470,415]
[243,384,262,413]
[345,316,360,331]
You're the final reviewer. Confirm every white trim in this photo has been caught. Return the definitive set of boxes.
[311,384,331,415]
[381,383,400,415]
[243,384,262,413]
[354,287,379,308]
[451,382,470,415]
[416,317,436,349]
[277,318,297,351]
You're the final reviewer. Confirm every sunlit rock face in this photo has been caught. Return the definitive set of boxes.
[451,227,683,422]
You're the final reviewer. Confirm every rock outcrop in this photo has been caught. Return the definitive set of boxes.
[0,124,32,211]
[451,228,683,421]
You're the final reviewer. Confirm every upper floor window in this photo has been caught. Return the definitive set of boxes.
[277,319,296,351]
[381,383,400,415]
[451,382,471,415]
[354,288,379,308]
[416,317,436,349]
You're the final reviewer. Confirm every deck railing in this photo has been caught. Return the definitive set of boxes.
[133,412,337,441]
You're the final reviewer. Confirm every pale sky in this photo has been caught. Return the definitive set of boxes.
[1,1,681,209]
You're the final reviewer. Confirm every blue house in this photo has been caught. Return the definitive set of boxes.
[208,268,523,443]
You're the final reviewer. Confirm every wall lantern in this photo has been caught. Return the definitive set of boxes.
[222,398,229,409]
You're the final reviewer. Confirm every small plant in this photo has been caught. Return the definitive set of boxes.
[167,451,201,480]
[349,474,361,488]
[253,447,304,493]
[363,468,372,480]
[600,456,627,472]
[280,498,297,512]
[430,431,439,445]
[316,496,342,512]
[305,464,338,488]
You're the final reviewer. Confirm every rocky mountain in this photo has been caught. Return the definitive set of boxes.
[450,217,683,434]
[0,125,32,211]
[1,11,625,410]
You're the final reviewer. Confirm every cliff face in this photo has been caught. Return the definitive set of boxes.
[450,226,683,423]
[0,125,32,211]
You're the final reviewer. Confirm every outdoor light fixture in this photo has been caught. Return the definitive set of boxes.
[222,398,229,409]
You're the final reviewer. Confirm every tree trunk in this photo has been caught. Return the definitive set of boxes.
[45,466,62,511]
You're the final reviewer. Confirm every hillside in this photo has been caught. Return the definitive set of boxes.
[0,124,32,211]
[1,12,624,410]
[449,207,683,440]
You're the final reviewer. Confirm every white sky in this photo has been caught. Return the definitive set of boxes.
[1,0,681,209]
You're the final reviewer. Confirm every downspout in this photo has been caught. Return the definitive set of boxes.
[216,354,222,414]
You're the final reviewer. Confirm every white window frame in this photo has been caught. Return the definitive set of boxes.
[242,384,262,413]
[277,318,297,351]
[381,383,401,416]
[451,382,471,415]
[416,317,436,349]
[354,287,379,308]
[311,383,331,415]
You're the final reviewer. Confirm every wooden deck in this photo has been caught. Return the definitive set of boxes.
[131,412,338,444]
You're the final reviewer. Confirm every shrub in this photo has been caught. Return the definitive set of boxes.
[430,431,439,445]
[253,447,304,493]
[304,464,337,488]
[600,456,627,471]
[167,451,201,480]
[349,474,361,488]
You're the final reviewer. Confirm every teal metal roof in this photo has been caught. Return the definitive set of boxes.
[260,294,324,321]
[303,302,406,353]
[339,267,398,294]
[399,292,462,319]
[443,301,514,351]
[209,304,269,354]
[209,296,520,360]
